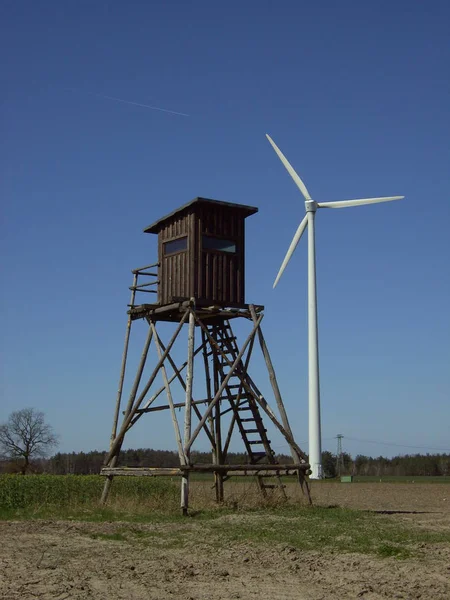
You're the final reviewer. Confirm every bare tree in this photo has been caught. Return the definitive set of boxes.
[0,408,59,474]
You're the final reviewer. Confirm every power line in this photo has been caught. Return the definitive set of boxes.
[270,438,449,454]
[272,442,307,450]
[273,437,335,450]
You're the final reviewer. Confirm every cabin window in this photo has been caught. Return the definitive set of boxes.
[202,235,236,253]
[163,236,187,255]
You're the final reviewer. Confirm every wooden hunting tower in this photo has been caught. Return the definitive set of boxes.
[144,197,257,307]
[101,197,310,513]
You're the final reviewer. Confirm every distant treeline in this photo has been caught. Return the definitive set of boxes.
[321,451,449,478]
[1,448,449,477]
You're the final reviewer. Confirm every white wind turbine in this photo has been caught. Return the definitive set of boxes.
[266,134,404,479]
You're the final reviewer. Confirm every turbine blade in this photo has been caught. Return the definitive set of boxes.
[317,196,404,209]
[266,134,312,200]
[273,214,308,288]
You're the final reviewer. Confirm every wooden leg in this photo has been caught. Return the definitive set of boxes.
[181,307,195,515]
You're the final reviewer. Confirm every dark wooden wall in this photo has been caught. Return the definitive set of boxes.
[194,204,245,306]
[157,205,247,307]
[158,212,194,305]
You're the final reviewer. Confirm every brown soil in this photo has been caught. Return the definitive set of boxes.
[1,483,449,600]
[309,481,450,513]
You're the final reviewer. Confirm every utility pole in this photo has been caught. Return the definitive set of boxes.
[336,434,345,477]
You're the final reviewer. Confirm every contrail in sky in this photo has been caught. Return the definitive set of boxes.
[65,88,190,117]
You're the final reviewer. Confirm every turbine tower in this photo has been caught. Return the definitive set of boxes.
[266,134,404,479]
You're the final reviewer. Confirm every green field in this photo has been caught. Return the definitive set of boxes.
[1,472,449,519]
[1,473,448,512]
[0,474,179,519]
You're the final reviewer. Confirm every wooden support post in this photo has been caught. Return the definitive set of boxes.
[210,328,224,502]
[109,274,137,445]
[201,329,214,454]
[181,306,195,515]
[213,349,224,503]
[100,454,118,504]
[201,329,221,501]
[101,275,137,504]
[101,321,151,505]
[151,322,186,465]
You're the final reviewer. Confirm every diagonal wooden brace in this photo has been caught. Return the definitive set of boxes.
[106,308,190,463]
[153,330,217,450]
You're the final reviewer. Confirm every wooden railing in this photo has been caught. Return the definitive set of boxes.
[128,261,159,306]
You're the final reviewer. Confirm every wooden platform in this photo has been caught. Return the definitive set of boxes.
[129,301,264,323]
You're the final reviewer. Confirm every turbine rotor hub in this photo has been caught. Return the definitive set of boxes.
[305,200,318,213]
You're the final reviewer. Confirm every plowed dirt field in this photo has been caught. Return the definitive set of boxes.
[1,483,449,600]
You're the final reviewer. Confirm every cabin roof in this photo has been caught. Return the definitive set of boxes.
[143,197,258,234]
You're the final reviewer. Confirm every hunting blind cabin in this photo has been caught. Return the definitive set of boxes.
[101,197,311,512]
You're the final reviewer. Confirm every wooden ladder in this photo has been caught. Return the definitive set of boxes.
[207,321,287,499]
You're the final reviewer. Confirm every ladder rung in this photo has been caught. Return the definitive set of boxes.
[243,428,262,434]
[251,452,267,458]
[240,418,255,422]
[220,394,240,401]
[248,440,270,445]
[223,335,237,342]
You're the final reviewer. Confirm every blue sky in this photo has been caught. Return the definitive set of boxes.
[1,1,449,459]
